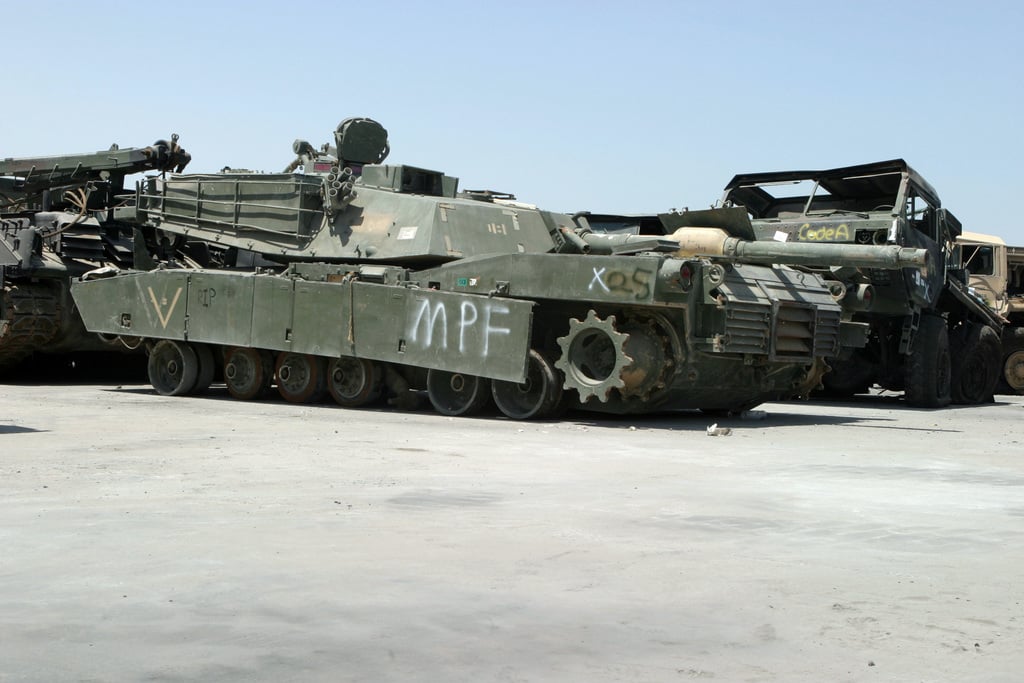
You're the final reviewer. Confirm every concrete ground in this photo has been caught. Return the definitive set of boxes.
[1,382,1022,682]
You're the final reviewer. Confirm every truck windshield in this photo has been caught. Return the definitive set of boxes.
[730,170,902,219]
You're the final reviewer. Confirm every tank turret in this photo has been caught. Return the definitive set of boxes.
[120,118,575,265]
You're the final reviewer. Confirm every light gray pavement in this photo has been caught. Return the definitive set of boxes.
[1,383,1022,682]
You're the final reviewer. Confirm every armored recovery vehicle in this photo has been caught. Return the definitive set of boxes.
[714,160,1005,408]
[0,137,191,372]
[70,119,928,419]
[956,232,1024,394]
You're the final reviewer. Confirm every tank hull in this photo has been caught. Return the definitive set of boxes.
[73,250,841,415]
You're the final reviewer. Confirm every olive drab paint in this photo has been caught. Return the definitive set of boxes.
[71,119,939,418]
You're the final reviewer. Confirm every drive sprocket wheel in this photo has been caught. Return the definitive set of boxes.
[555,310,631,403]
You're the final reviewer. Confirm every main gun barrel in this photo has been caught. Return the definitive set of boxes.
[671,227,929,270]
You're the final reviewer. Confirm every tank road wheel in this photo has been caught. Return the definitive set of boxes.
[191,344,217,394]
[327,357,383,408]
[904,313,951,409]
[148,340,199,396]
[950,324,1001,404]
[426,369,491,416]
[492,350,563,420]
[275,353,328,403]
[998,327,1024,395]
[223,347,274,400]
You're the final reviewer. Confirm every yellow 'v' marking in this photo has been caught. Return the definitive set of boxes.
[148,286,183,329]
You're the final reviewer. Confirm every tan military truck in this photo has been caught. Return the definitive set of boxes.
[958,231,1024,394]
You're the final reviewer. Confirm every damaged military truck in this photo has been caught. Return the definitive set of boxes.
[716,160,1004,407]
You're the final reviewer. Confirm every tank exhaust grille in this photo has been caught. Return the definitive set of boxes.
[773,303,816,359]
[713,272,843,362]
[717,301,840,361]
[811,307,841,358]
[720,303,771,355]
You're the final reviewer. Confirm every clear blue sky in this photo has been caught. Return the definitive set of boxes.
[6,1,1023,243]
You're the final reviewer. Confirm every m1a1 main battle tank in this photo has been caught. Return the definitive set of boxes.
[70,118,928,419]
[0,137,191,373]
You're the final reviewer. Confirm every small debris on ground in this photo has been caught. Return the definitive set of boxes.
[706,423,732,436]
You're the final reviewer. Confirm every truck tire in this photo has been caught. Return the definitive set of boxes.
[819,354,874,398]
[950,324,1001,404]
[904,313,951,408]
[997,326,1024,395]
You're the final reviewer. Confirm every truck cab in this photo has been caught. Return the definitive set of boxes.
[957,231,1024,394]
[958,231,1008,315]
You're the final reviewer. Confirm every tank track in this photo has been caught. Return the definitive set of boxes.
[0,282,61,372]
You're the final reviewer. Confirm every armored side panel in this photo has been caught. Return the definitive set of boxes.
[155,174,324,240]
[74,269,534,382]
[73,242,847,415]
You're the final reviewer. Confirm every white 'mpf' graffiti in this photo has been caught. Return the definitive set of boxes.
[409,298,511,356]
